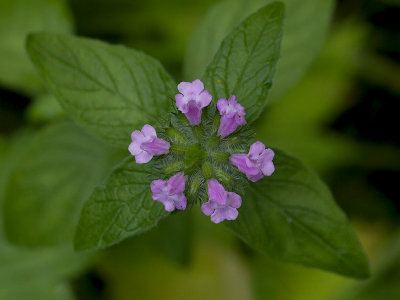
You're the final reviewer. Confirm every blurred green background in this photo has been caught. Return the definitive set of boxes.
[0,0,399,299]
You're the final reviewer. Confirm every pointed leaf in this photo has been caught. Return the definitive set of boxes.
[3,122,123,247]
[225,149,370,279]
[202,3,284,123]
[186,0,334,104]
[0,0,73,94]
[26,33,176,148]
[74,158,169,251]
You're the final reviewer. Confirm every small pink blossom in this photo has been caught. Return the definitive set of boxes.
[151,173,187,212]
[217,95,246,137]
[230,141,275,182]
[129,124,170,163]
[175,79,212,125]
[201,179,242,223]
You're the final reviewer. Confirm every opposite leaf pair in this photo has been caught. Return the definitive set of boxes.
[25,2,370,279]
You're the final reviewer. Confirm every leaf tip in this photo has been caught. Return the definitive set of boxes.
[352,254,372,280]
[25,32,47,63]
[73,229,93,252]
[263,1,285,16]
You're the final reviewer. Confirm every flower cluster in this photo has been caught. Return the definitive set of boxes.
[128,79,275,223]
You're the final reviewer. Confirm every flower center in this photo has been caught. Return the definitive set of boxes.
[184,143,207,172]
[150,107,254,205]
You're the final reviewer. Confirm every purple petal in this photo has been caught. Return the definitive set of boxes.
[135,151,153,164]
[248,171,264,182]
[198,90,212,108]
[201,201,215,216]
[244,157,260,174]
[230,154,259,176]
[162,199,176,212]
[218,115,239,138]
[249,141,265,158]
[184,101,202,125]
[228,95,238,105]
[141,138,170,155]
[217,98,229,115]
[262,148,275,161]
[129,130,145,155]
[261,161,275,176]
[227,192,242,208]
[234,102,246,115]
[207,179,227,205]
[259,148,275,176]
[151,179,169,205]
[234,113,247,125]
[128,141,142,156]
[177,81,194,95]
[167,172,186,195]
[173,194,187,210]
[191,79,205,94]
[175,94,188,113]
[211,207,238,223]
[131,130,145,142]
[151,179,167,195]
[178,79,204,96]
[141,124,157,139]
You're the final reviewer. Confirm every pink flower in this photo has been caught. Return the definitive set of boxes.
[129,124,170,163]
[230,141,275,182]
[175,79,212,125]
[217,95,246,137]
[201,179,242,223]
[151,173,187,212]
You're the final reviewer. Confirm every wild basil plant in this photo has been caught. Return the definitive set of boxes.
[24,3,369,279]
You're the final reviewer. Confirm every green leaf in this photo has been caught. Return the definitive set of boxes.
[0,0,73,94]
[337,235,400,300]
[225,149,370,279]
[185,0,334,104]
[201,3,284,123]
[0,130,34,240]
[0,245,86,300]
[26,93,65,123]
[74,157,169,251]
[26,33,177,148]
[0,130,88,299]
[107,212,193,266]
[3,121,123,247]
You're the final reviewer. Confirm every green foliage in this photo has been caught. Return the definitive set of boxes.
[3,122,123,247]
[26,33,176,148]
[336,235,400,300]
[202,2,284,123]
[19,0,371,282]
[69,0,216,79]
[0,0,73,94]
[0,131,34,240]
[0,131,88,299]
[98,227,251,300]
[185,0,334,102]
[0,245,85,300]
[225,149,370,279]
[74,157,169,251]
[27,93,65,123]
[253,21,400,174]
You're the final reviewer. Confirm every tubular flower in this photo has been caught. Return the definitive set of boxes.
[175,79,212,125]
[217,95,246,137]
[230,141,275,182]
[128,79,274,223]
[201,179,242,223]
[129,124,170,163]
[151,172,187,212]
